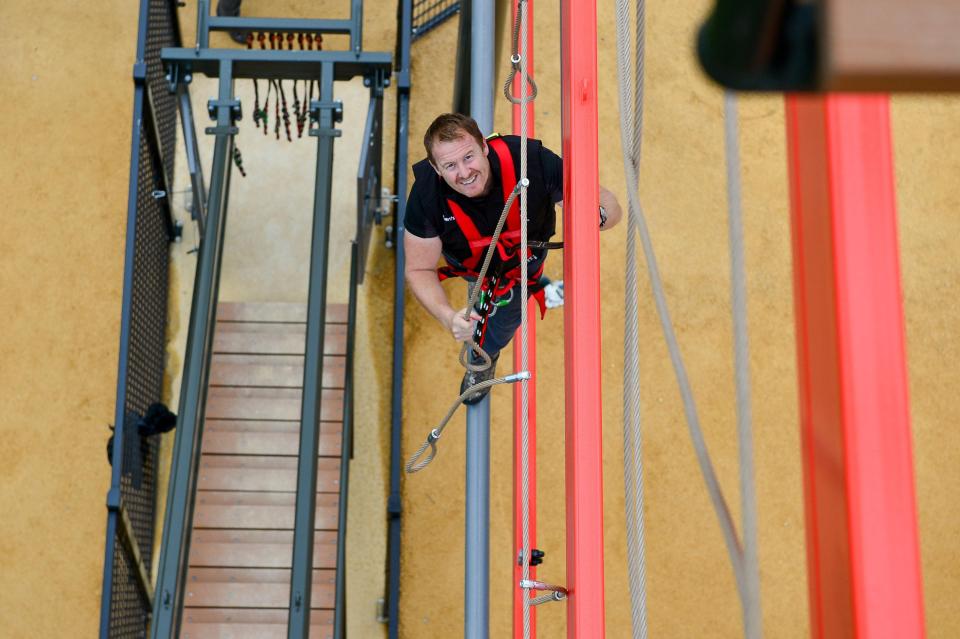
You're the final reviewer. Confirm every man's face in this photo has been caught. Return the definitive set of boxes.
[430,133,491,198]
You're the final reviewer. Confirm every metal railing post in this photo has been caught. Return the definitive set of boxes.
[150,58,237,639]
[465,2,495,636]
[288,61,339,639]
[386,2,412,637]
[333,241,360,638]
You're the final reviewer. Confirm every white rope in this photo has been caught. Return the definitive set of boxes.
[614,0,648,636]
[517,0,533,635]
[723,91,762,639]
[617,0,761,639]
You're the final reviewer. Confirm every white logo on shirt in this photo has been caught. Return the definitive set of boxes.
[443,215,456,222]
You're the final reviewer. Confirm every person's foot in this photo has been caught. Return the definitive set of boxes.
[216,0,247,45]
[460,353,499,405]
[543,279,564,309]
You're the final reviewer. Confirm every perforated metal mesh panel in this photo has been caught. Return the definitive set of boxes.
[102,0,177,636]
[145,0,178,181]
[412,0,459,41]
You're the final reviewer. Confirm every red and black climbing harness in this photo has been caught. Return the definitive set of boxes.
[436,135,562,348]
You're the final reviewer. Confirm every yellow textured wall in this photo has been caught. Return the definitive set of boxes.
[2,1,959,638]
[0,1,139,637]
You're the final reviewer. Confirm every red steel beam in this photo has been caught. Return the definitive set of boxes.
[511,0,538,636]
[560,0,605,635]
[785,94,925,638]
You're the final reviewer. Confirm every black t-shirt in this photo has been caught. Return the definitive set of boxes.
[404,135,563,266]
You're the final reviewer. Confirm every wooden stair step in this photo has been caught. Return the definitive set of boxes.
[205,387,344,421]
[214,325,346,356]
[210,354,345,389]
[189,530,336,569]
[201,420,342,457]
[184,568,335,609]
[198,456,340,493]
[218,301,346,325]
[181,608,333,639]
[193,492,338,530]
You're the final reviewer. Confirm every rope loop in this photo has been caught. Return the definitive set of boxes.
[405,437,437,474]
[405,373,530,474]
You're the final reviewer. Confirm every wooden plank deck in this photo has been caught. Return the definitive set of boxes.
[184,302,345,639]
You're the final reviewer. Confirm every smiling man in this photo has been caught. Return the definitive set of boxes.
[404,113,622,403]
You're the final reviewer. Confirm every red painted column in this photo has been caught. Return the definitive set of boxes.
[560,0,605,636]
[511,0,537,636]
[785,94,925,639]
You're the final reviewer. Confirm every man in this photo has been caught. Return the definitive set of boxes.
[404,113,622,403]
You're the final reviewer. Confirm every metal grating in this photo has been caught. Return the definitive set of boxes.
[101,0,178,637]
[145,0,179,181]
[412,0,459,41]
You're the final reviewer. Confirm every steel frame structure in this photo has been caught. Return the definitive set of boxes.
[560,0,606,635]
[386,2,413,637]
[785,94,925,638]
[148,8,391,636]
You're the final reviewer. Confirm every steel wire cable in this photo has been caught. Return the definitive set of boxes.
[615,0,764,633]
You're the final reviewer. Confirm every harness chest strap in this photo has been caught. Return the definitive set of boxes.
[436,136,546,316]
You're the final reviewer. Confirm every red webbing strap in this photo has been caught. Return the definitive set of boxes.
[488,136,521,232]
[446,199,485,271]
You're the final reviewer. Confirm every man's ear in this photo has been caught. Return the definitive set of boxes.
[482,139,489,156]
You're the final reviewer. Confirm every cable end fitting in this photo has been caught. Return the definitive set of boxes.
[504,371,531,383]
[427,428,441,444]
[520,177,530,188]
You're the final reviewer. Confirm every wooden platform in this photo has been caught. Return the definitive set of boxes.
[183,302,345,639]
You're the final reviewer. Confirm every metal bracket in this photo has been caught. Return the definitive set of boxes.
[164,63,180,93]
[204,125,239,136]
[363,68,390,97]
[308,99,343,137]
[387,494,402,517]
[133,62,147,85]
[310,128,343,138]
[310,99,343,123]
[207,98,242,121]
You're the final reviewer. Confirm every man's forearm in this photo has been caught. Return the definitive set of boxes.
[406,269,456,330]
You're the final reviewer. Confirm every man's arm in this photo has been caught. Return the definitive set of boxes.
[599,185,623,230]
[554,185,624,231]
[404,232,480,342]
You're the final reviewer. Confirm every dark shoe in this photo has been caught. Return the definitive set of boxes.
[460,353,499,405]
[216,0,247,45]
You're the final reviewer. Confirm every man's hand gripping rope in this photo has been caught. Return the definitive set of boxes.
[406,179,531,474]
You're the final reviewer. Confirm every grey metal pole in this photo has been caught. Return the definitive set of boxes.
[465,2,495,638]
[469,0,495,133]
[464,392,491,639]
[288,62,338,639]
[150,58,236,639]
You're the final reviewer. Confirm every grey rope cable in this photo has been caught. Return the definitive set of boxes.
[503,0,538,106]
[517,0,534,634]
[406,371,532,473]
[458,180,528,373]
[407,149,532,474]
[614,0,648,636]
[408,8,538,474]
[615,0,751,615]
[724,91,762,639]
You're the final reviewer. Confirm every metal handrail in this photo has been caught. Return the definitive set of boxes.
[385,2,412,637]
[333,241,360,638]
[99,0,180,635]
